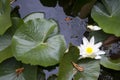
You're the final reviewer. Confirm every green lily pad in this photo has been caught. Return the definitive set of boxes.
[90,30,110,43]
[100,56,120,70]
[58,45,79,80]
[0,46,12,63]
[24,12,44,22]
[0,58,37,80]
[91,0,120,36]
[0,0,12,35]
[0,33,12,52]
[0,17,24,63]
[12,18,66,67]
[74,59,100,80]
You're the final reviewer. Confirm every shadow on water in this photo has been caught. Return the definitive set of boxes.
[98,65,120,80]
[99,41,120,80]
[12,0,120,80]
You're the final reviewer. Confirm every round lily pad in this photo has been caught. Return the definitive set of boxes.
[12,18,66,67]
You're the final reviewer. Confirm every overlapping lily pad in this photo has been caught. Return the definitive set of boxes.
[12,18,66,67]
[0,17,24,63]
[0,58,37,80]
[24,12,44,22]
[0,0,11,35]
[100,56,120,70]
[58,45,79,80]
[58,45,100,80]
[91,0,120,36]
[74,59,100,80]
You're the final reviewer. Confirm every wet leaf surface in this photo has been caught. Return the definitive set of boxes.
[58,45,79,80]
[0,17,24,63]
[0,0,12,35]
[100,56,120,70]
[12,18,66,67]
[10,0,120,79]
[91,0,120,36]
[74,59,100,80]
[0,58,37,80]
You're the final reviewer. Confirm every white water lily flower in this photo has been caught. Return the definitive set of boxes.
[87,25,101,31]
[78,36,105,59]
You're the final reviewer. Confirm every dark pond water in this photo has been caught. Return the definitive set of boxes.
[12,0,120,80]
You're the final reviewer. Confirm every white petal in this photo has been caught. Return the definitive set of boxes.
[93,26,101,30]
[94,42,102,48]
[87,25,94,30]
[97,51,105,55]
[77,46,80,50]
[95,56,101,59]
[81,54,87,58]
[80,45,85,50]
[79,49,86,55]
[87,25,101,31]
[94,48,100,53]
[78,45,84,53]
[90,36,95,45]
[83,37,89,46]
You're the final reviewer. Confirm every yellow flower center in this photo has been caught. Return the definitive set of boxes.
[86,47,93,55]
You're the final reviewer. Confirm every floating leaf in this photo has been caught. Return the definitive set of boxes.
[24,12,44,22]
[0,46,12,63]
[0,0,12,35]
[0,58,37,80]
[74,59,100,80]
[58,45,79,80]
[12,18,66,67]
[0,17,24,63]
[100,56,120,70]
[91,0,120,36]
[90,30,110,43]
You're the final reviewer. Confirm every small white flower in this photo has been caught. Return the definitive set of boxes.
[87,25,101,31]
[78,36,105,59]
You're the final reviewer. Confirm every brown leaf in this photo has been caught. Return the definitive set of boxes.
[72,62,84,72]
[15,67,24,76]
